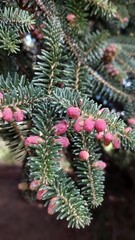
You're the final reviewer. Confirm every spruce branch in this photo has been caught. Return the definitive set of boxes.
[116,51,135,76]
[0,7,35,31]
[0,73,44,108]
[33,0,133,103]
[50,173,91,228]
[33,17,66,94]
[0,27,20,53]
[84,0,117,19]
[27,101,63,183]
[35,0,54,17]
[50,88,135,151]
[37,172,91,228]
[0,0,135,230]
[0,6,35,53]
[82,30,110,63]
[64,0,88,35]
[24,100,92,228]
[85,65,135,103]
[63,61,93,97]
[71,132,104,208]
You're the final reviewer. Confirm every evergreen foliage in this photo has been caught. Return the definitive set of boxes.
[0,0,135,228]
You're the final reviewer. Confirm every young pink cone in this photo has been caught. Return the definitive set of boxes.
[96,132,104,140]
[104,132,113,143]
[95,119,107,132]
[79,150,89,161]
[53,120,68,135]
[36,189,47,200]
[93,161,106,170]
[66,13,76,22]
[128,118,135,125]
[67,106,81,119]
[25,136,44,146]
[55,136,70,148]
[2,107,13,122]
[14,108,24,122]
[29,180,40,191]
[74,117,84,132]
[112,137,121,149]
[18,182,28,191]
[47,196,59,215]
[84,117,95,132]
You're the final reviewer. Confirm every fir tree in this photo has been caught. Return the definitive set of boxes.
[0,0,135,228]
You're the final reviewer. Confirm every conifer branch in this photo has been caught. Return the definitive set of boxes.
[35,0,52,17]
[0,7,35,31]
[40,173,91,228]
[85,0,117,19]
[0,0,135,230]
[27,102,63,184]
[71,132,104,207]
[85,65,135,102]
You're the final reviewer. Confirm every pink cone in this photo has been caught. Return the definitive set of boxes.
[25,136,44,146]
[112,137,121,149]
[95,119,107,132]
[47,196,58,215]
[93,161,106,170]
[66,14,76,22]
[67,106,81,119]
[96,132,104,140]
[14,108,24,122]
[84,117,95,132]
[104,132,113,142]
[36,189,47,200]
[79,150,89,161]
[2,107,13,122]
[53,121,68,135]
[128,118,135,125]
[55,136,70,148]
[29,180,40,191]
[74,117,84,132]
